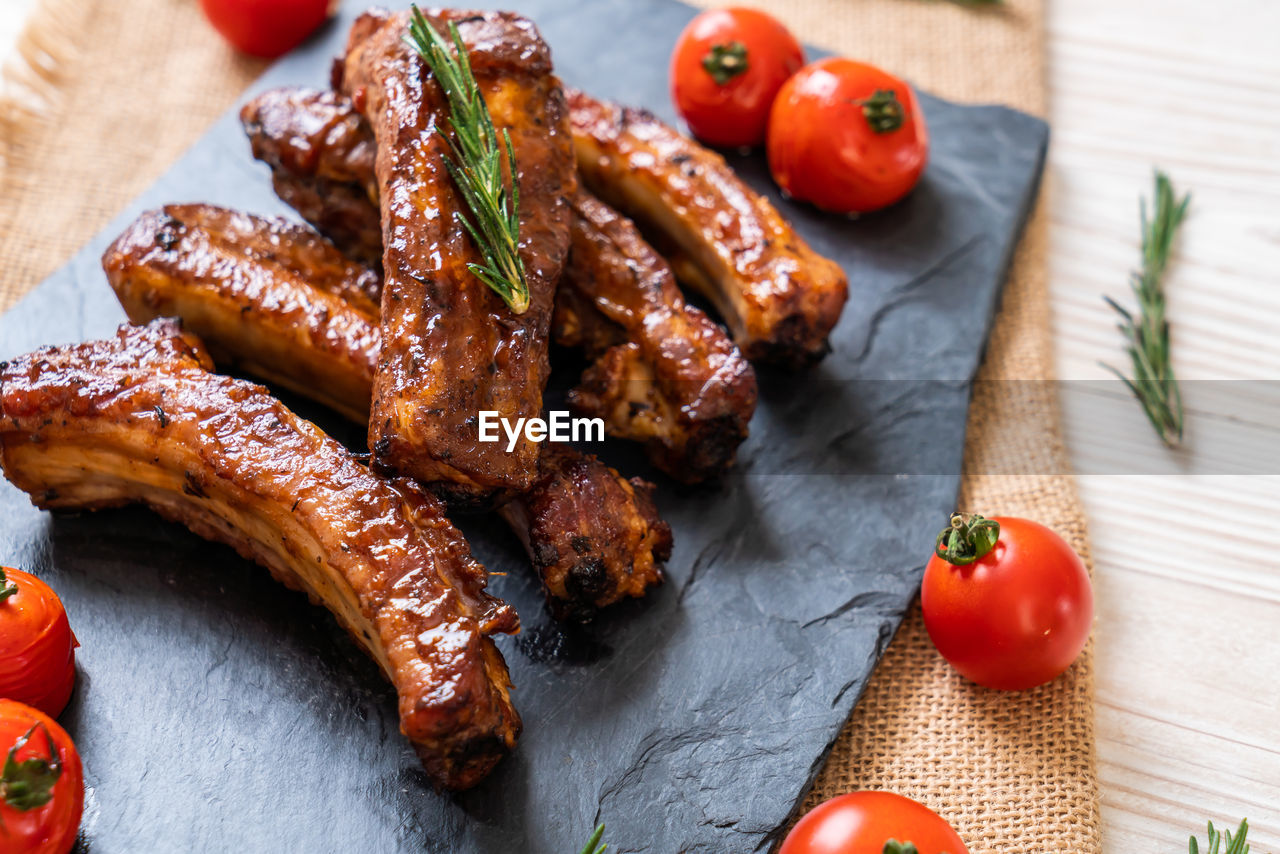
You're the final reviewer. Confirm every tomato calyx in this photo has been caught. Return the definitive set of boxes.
[0,723,63,812]
[702,41,749,85]
[0,567,17,602]
[853,89,907,134]
[883,841,921,854]
[934,513,1000,566]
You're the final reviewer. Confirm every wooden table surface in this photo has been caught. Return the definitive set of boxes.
[3,0,1278,850]
[1048,0,1280,848]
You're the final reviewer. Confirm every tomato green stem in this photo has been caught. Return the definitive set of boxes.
[883,841,921,854]
[0,568,16,602]
[855,89,907,133]
[934,513,1000,566]
[0,723,63,812]
[702,41,749,85]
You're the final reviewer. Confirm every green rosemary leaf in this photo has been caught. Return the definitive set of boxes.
[578,823,607,854]
[404,6,529,314]
[1102,170,1189,447]
[1190,819,1251,854]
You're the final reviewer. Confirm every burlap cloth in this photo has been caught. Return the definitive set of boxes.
[0,1,1098,850]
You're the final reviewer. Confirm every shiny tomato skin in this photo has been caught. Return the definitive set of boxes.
[0,567,77,719]
[780,791,969,854]
[199,0,333,59]
[922,517,1094,691]
[767,58,928,213]
[0,700,83,854]
[670,7,805,147]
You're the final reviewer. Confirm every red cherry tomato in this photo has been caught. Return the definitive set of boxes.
[199,0,333,59]
[0,700,83,854]
[781,790,969,854]
[0,567,77,718]
[922,515,1094,691]
[670,7,804,147]
[767,58,928,213]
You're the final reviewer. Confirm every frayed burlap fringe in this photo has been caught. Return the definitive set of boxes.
[0,0,85,150]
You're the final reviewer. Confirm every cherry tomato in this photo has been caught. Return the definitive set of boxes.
[199,0,333,59]
[670,7,804,147]
[781,790,969,854]
[0,700,83,854]
[0,567,77,719]
[767,58,928,213]
[922,515,1094,691]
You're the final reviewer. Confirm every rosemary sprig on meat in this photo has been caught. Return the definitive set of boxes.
[405,6,530,314]
[1103,170,1190,447]
[1190,819,1252,854]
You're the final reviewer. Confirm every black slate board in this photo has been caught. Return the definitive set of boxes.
[0,1,1047,850]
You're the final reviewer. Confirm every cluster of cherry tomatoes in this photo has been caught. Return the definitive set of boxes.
[0,567,83,854]
[670,7,929,214]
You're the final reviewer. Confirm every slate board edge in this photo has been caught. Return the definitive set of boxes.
[769,123,1049,852]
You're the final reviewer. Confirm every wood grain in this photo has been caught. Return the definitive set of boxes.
[1048,0,1280,848]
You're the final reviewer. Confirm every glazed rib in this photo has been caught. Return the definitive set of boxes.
[102,212,667,618]
[240,88,383,270]
[557,191,756,480]
[498,445,670,621]
[102,204,381,423]
[0,320,519,789]
[241,87,756,481]
[340,9,576,506]
[566,88,849,368]
[241,87,381,264]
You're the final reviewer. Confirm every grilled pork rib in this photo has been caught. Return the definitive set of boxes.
[340,9,576,507]
[566,88,849,368]
[0,320,519,789]
[102,204,381,422]
[240,88,383,270]
[498,445,670,621]
[240,87,756,481]
[103,208,668,618]
[557,191,757,480]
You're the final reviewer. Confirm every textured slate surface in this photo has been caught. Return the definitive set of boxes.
[0,1,1046,851]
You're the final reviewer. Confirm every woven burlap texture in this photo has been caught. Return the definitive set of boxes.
[0,1,1098,851]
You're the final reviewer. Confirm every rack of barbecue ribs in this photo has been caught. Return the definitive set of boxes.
[240,87,757,482]
[241,82,846,370]
[103,206,669,620]
[0,319,519,789]
[566,88,849,368]
[339,9,577,507]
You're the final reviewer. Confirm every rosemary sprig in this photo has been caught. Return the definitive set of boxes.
[404,6,529,314]
[1190,819,1251,854]
[1102,170,1190,447]
[578,823,607,854]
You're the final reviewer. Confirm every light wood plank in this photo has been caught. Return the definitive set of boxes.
[1050,0,1280,847]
